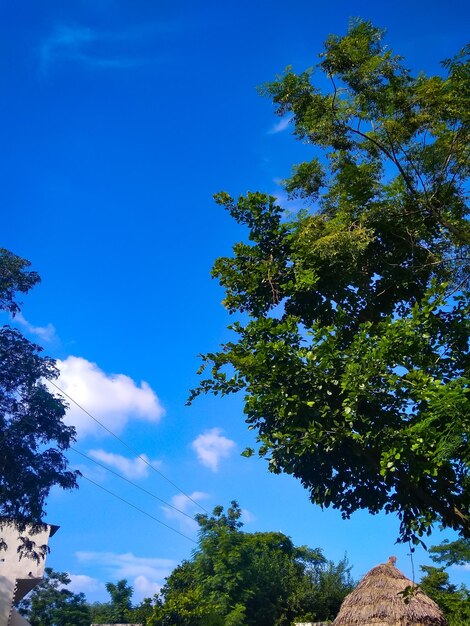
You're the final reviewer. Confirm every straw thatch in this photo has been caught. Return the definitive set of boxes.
[333,557,447,626]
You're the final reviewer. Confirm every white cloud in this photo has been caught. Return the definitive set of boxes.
[191,427,236,472]
[162,491,209,533]
[268,114,293,134]
[70,461,107,483]
[456,563,470,571]
[67,573,105,595]
[87,449,160,479]
[54,356,165,438]
[73,551,175,601]
[134,574,161,598]
[165,491,209,516]
[13,312,57,342]
[75,550,175,577]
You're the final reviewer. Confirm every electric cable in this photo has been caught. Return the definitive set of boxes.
[70,447,196,521]
[49,380,210,514]
[81,474,197,544]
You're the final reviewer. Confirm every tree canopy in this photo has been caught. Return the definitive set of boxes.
[18,570,139,626]
[105,579,134,623]
[429,538,470,566]
[18,567,91,626]
[420,539,470,626]
[85,580,137,625]
[148,501,353,626]
[0,248,78,547]
[191,21,470,543]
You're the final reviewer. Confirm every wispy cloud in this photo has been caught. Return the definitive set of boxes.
[191,428,236,472]
[39,25,95,72]
[13,312,57,343]
[162,491,209,533]
[241,508,256,524]
[38,22,172,73]
[75,551,175,601]
[53,356,165,438]
[87,449,161,479]
[67,573,105,596]
[70,460,107,483]
[268,114,293,134]
[76,550,175,578]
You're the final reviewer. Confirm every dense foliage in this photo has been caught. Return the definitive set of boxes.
[18,537,469,625]
[420,566,470,626]
[16,504,354,626]
[191,21,470,543]
[148,501,354,626]
[0,248,78,552]
[20,570,142,626]
[18,568,91,626]
[419,539,470,626]
[105,579,134,623]
[429,538,470,566]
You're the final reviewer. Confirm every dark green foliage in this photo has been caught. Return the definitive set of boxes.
[149,501,354,626]
[126,596,159,624]
[302,556,355,622]
[88,578,148,624]
[88,601,114,624]
[18,567,91,626]
[191,21,470,543]
[0,247,40,314]
[106,579,134,623]
[420,564,470,625]
[430,538,470,566]
[419,537,470,625]
[0,249,78,551]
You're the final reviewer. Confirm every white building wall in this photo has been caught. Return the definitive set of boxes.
[0,521,57,626]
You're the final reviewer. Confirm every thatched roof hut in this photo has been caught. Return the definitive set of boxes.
[333,557,447,626]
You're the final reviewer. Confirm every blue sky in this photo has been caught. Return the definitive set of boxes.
[2,0,469,604]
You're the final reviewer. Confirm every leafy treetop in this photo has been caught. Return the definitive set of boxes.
[149,501,353,626]
[0,248,78,553]
[191,20,470,544]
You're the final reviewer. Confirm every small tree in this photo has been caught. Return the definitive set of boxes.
[106,579,134,623]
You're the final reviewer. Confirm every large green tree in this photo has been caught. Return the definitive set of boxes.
[149,501,353,626]
[0,248,78,554]
[191,21,470,543]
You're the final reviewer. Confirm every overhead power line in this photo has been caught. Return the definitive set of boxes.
[81,474,197,544]
[70,447,196,521]
[49,380,209,514]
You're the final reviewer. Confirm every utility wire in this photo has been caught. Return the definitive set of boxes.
[81,474,197,544]
[50,380,209,514]
[71,447,195,521]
